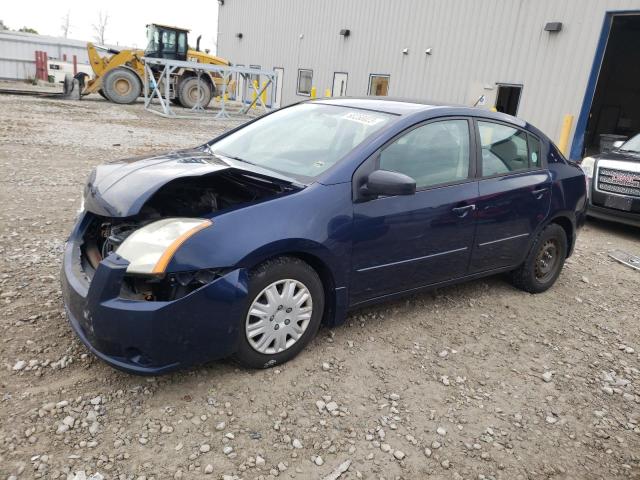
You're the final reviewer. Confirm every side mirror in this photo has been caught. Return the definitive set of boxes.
[361,170,416,198]
[612,140,625,149]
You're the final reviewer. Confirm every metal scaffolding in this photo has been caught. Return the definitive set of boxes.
[142,57,277,119]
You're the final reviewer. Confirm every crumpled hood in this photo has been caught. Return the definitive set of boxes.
[83,148,302,217]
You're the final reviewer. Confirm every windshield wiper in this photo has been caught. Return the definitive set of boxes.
[619,148,640,154]
[211,149,258,166]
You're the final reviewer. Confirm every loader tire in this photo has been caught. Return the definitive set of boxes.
[178,76,213,109]
[102,67,141,104]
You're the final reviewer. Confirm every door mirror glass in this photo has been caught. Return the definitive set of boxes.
[363,170,416,197]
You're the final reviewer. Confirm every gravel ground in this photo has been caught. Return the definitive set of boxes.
[0,93,639,480]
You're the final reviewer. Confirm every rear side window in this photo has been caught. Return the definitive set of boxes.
[478,121,544,175]
[478,121,529,176]
[379,119,470,189]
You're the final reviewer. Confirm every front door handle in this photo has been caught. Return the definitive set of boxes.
[531,187,548,199]
[451,204,476,218]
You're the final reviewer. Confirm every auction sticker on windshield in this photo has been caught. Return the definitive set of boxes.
[342,111,385,126]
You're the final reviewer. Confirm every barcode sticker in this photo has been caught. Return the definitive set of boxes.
[342,112,384,126]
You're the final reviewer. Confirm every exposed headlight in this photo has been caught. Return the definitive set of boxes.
[77,189,85,215]
[116,218,212,275]
[580,156,595,178]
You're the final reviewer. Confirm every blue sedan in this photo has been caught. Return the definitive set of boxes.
[61,98,587,374]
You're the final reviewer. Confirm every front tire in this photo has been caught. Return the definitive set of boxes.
[177,76,213,109]
[234,257,324,369]
[510,224,567,293]
[102,67,142,104]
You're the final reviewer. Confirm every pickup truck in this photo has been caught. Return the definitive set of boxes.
[580,134,640,227]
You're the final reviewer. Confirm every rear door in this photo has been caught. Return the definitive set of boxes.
[350,118,479,303]
[469,120,551,273]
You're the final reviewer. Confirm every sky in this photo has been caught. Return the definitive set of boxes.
[1,0,220,52]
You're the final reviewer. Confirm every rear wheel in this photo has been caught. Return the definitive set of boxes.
[510,224,567,293]
[177,76,213,109]
[233,257,324,369]
[102,67,141,104]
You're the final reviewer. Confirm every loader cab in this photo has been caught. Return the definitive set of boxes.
[145,24,189,61]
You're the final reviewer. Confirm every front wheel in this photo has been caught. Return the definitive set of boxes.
[177,76,213,109]
[233,257,324,369]
[101,67,141,104]
[510,224,567,293]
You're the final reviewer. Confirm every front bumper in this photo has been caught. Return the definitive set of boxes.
[61,216,249,375]
[587,189,640,228]
[587,203,640,228]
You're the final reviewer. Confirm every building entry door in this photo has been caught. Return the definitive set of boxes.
[273,67,284,107]
[495,84,522,116]
[332,72,348,96]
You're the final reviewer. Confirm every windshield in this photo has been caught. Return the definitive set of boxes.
[210,103,394,180]
[620,134,640,153]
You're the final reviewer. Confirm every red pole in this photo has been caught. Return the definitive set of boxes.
[37,51,44,80]
[43,52,48,80]
[35,51,41,80]
[63,53,67,61]
[72,55,77,75]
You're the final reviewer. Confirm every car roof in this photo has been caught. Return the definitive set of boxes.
[315,97,444,115]
[313,97,527,127]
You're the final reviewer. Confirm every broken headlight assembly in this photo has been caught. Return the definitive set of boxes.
[116,218,213,275]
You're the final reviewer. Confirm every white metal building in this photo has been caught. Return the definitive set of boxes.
[217,0,640,160]
[0,30,91,82]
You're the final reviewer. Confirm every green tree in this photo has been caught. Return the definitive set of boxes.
[0,19,8,30]
[18,27,38,34]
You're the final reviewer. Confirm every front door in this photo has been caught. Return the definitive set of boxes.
[470,120,552,272]
[332,72,348,97]
[236,65,245,102]
[350,118,479,304]
[273,67,284,108]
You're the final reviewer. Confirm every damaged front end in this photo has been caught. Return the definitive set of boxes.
[79,164,299,302]
[61,150,302,373]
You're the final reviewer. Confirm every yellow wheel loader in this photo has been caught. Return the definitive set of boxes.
[81,24,232,107]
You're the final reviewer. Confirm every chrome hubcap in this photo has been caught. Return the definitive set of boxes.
[245,279,313,355]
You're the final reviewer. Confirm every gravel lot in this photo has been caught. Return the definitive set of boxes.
[1,93,639,480]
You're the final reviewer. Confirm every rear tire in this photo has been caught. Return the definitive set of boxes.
[233,257,324,369]
[510,224,567,293]
[177,76,213,109]
[102,67,141,104]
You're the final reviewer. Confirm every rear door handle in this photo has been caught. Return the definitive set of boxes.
[532,187,548,199]
[451,204,476,218]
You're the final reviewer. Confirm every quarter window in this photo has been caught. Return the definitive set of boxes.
[368,74,390,96]
[528,134,541,168]
[478,121,529,176]
[297,69,313,96]
[379,120,470,189]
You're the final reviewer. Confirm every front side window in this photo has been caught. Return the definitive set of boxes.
[379,120,470,188]
[478,121,529,176]
[297,69,313,96]
[177,32,187,56]
[368,75,390,96]
[161,30,177,52]
[211,103,394,180]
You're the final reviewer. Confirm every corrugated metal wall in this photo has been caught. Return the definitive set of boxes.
[0,31,90,81]
[217,0,640,152]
